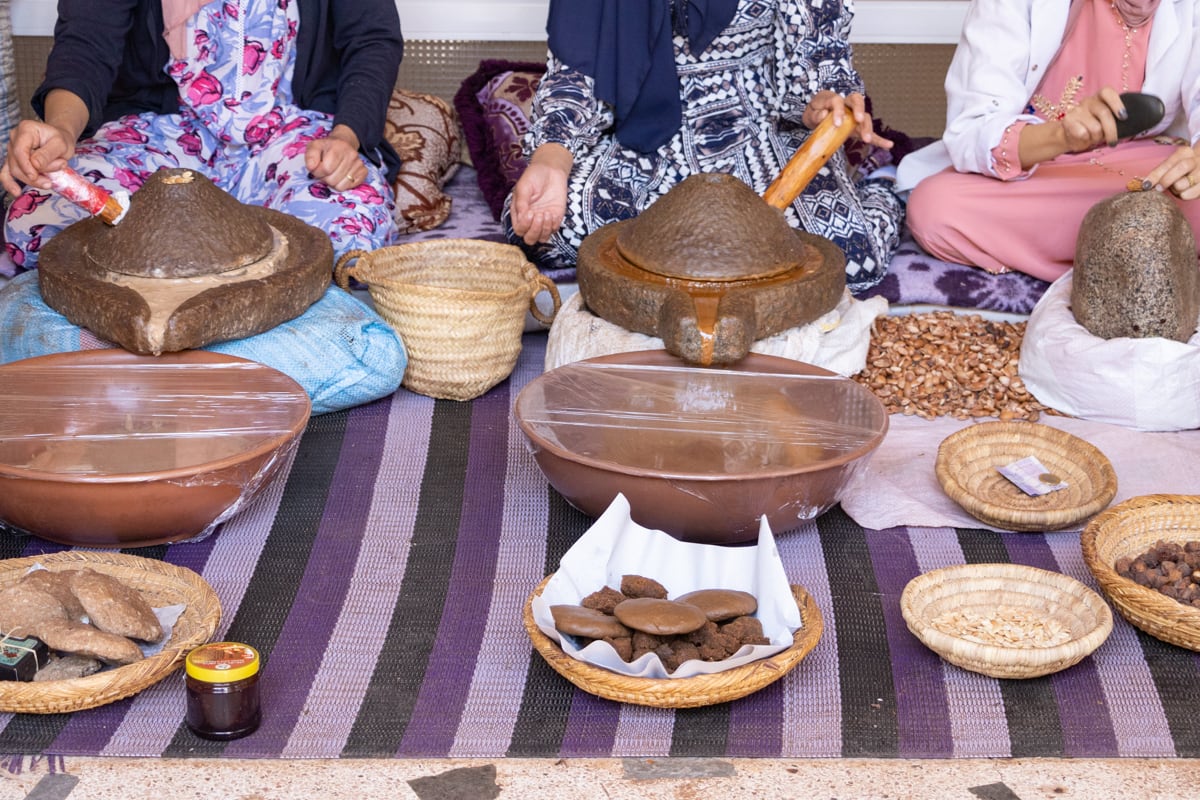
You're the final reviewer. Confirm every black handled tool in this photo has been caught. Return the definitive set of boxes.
[1115,92,1165,140]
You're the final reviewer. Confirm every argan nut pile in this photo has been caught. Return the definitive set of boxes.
[0,568,165,681]
[853,311,1056,421]
[1117,540,1200,607]
[550,574,770,673]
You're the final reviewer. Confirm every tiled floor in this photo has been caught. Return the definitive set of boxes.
[3,757,1200,799]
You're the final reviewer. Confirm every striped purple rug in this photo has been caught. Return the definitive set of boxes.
[2,333,1196,760]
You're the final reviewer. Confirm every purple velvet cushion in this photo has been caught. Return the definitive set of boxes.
[861,230,1050,315]
[454,59,547,220]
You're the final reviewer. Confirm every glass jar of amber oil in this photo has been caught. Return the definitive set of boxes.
[185,642,262,740]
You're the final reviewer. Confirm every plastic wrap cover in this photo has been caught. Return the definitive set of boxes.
[516,360,888,475]
[0,354,310,479]
[0,351,311,545]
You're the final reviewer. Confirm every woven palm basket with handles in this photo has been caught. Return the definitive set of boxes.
[935,420,1118,531]
[0,551,221,714]
[335,240,561,401]
[1081,494,1200,651]
[523,575,823,708]
[901,563,1113,679]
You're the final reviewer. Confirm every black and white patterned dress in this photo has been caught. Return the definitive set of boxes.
[503,0,904,293]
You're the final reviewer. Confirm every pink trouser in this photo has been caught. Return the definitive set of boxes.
[906,138,1200,282]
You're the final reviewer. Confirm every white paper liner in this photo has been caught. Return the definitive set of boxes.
[532,493,803,679]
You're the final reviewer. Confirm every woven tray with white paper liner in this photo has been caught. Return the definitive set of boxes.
[524,494,822,707]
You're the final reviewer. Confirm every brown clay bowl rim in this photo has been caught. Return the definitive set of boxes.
[0,349,311,484]
[515,350,889,482]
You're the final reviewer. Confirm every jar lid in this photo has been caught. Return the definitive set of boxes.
[186,642,260,683]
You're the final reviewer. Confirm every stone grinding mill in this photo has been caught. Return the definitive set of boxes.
[576,114,858,366]
[38,167,332,356]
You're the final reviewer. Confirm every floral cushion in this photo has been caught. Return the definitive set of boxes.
[454,60,547,220]
[385,89,463,233]
[861,230,1049,314]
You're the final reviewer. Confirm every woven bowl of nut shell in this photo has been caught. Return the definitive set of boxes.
[1081,494,1200,651]
[935,421,1118,531]
[901,563,1113,679]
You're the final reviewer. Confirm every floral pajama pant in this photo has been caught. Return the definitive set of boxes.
[3,110,397,276]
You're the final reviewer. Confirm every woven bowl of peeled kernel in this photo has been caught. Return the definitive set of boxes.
[901,563,1113,679]
[1081,494,1200,651]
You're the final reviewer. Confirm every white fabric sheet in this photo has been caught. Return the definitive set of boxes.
[838,414,1200,531]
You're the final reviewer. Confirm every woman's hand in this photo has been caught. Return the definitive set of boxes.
[0,120,75,196]
[1018,87,1125,169]
[510,143,572,245]
[801,90,893,149]
[0,89,89,197]
[1145,141,1200,199]
[1057,87,1125,152]
[306,124,366,191]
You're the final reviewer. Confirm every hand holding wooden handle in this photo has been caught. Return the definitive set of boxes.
[46,166,127,225]
[762,112,857,210]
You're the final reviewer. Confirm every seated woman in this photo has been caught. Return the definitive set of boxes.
[0,0,404,276]
[505,0,905,295]
[897,0,1200,282]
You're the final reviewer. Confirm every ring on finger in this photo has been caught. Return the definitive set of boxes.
[1189,174,1196,188]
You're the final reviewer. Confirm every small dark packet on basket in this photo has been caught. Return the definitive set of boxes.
[0,635,51,681]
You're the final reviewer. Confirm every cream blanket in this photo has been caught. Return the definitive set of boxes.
[839,414,1200,531]
[544,289,887,376]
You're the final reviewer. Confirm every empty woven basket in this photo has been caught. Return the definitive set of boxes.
[336,240,561,401]
[935,421,1117,531]
[901,563,1113,679]
[1081,494,1200,651]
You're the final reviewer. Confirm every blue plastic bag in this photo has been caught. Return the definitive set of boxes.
[0,272,407,414]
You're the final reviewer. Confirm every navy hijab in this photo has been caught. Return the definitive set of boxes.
[547,0,739,153]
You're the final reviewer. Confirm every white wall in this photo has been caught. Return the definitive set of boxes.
[13,0,967,44]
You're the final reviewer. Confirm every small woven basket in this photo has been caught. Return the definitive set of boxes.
[523,575,823,708]
[901,563,1113,679]
[335,240,561,401]
[0,551,221,714]
[1081,494,1200,651]
[935,421,1118,531]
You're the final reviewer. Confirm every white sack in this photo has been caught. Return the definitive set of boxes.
[1019,272,1200,431]
[545,289,887,375]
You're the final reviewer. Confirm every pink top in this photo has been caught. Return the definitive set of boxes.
[991,0,1153,178]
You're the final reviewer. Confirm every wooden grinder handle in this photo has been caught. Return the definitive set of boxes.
[761,112,857,210]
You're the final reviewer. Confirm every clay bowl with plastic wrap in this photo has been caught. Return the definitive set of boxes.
[0,350,310,547]
[514,350,888,544]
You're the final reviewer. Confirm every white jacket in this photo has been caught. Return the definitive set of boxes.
[895,0,1200,191]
